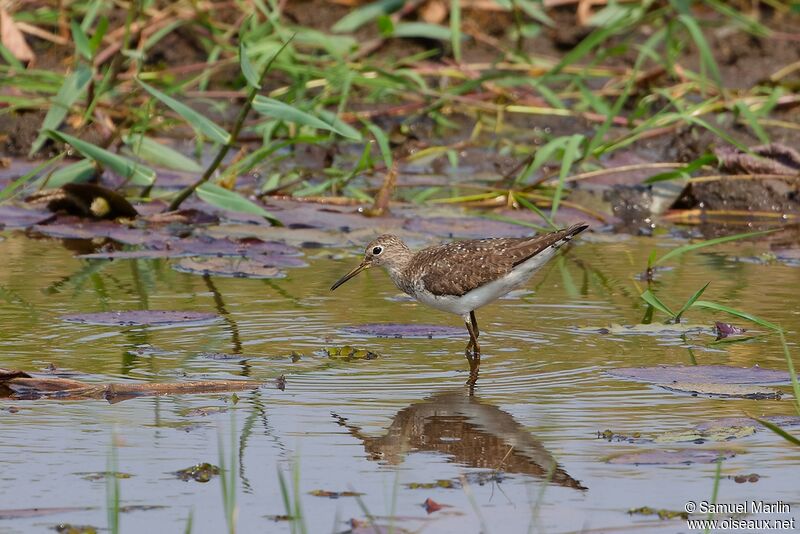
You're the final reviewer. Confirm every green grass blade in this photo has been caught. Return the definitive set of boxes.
[332,0,404,33]
[45,158,97,188]
[393,22,452,41]
[122,134,203,173]
[748,414,800,447]
[0,153,65,201]
[137,80,231,145]
[690,301,782,332]
[196,182,280,224]
[640,290,675,318]
[779,330,800,414]
[70,20,93,60]
[365,121,393,168]
[654,229,779,266]
[316,110,362,141]
[674,281,710,321]
[184,509,194,534]
[734,101,770,144]
[513,194,558,230]
[253,97,359,139]
[551,134,583,217]
[29,65,93,156]
[677,14,722,89]
[46,131,155,186]
[239,41,261,89]
[450,0,462,62]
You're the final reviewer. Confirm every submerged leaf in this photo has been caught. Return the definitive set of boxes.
[659,382,781,400]
[607,365,793,385]
[606,449,735,465]
[341,323,463,338]
[172,257,286,279]
[60,310,218,326]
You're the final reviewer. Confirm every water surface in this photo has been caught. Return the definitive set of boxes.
[0,231,798,533]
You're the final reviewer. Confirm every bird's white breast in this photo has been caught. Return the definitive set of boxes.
[411,247,557,316]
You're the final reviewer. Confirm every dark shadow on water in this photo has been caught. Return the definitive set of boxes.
[333,389,586,491]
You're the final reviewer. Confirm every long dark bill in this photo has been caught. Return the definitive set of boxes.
[330,262,369,291]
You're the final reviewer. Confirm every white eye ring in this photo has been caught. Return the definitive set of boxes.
[372,246,383,255]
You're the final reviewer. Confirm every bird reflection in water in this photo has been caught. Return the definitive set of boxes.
[333,389,586,491]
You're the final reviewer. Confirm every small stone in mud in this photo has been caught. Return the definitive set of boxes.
[174,463,220,483]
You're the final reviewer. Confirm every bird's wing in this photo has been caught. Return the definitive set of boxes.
[415,223,588,297]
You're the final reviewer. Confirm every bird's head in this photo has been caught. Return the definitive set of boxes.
[330,234,410,290]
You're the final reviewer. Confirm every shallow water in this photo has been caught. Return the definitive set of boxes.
[0,231,798,533]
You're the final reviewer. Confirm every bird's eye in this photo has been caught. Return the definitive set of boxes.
[372,246,383,255]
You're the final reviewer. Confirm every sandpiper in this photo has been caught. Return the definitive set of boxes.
[330,223,589,384]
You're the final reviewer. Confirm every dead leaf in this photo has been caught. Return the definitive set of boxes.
[423,497,443,514]
[715,143,800,176]
[0,8,35,64]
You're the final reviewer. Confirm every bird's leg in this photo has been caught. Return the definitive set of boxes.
[470,311,480,340]
[463,313,481,386]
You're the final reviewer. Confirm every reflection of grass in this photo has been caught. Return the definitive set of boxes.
[106,434,120,534]
[278,459,307,534]
[218,413,238,534]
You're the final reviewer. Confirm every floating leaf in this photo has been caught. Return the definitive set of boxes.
[137,80,231,145]
[653,425,756,444]
[659,382,781,400]
[0,206,52,228]
[46,131,155,186]
[606,449,735,465]
[607,365,793,385]
[172,257,286,279]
